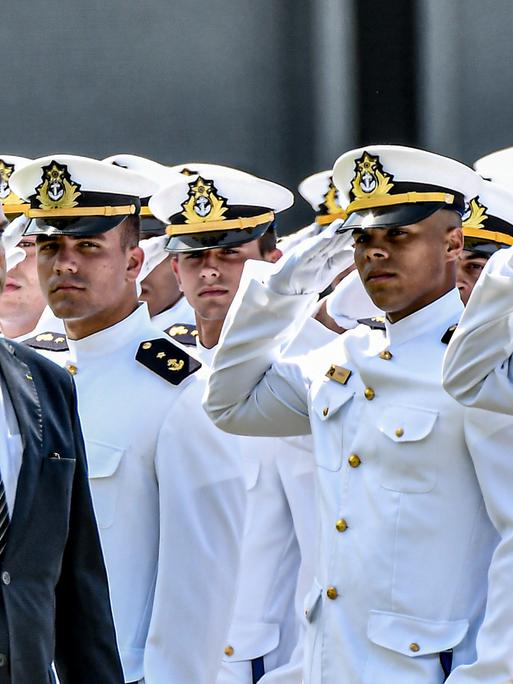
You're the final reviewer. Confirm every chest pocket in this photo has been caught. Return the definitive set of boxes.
[85,439,125,528]
[377,405,438,493]
[310,380,354,471]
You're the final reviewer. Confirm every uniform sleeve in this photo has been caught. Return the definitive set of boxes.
[144,381,247,684]
[448,408,513,682]
[204,267,318,437]
[55,376,124,684]
[260,437,317,684]
[443,248,513,413]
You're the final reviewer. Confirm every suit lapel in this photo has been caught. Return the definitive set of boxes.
[0,340,43,545]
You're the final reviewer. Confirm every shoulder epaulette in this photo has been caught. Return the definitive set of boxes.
[441,324,457,345]
[164,323,199,347]
[23,331,69,351]
[357,316,386,331]
[136,337,201,385]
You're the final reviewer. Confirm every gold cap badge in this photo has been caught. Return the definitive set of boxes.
[181,176,229,224]
[35,161,81,210]
[351,152,394,201]
[0,160,15,201]
[320,178,343,215]
[462,197,488,231]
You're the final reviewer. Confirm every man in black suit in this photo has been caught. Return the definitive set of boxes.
[0,209,123,682]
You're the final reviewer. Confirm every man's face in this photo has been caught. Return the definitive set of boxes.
[140,255,182,317]
[36,224,142,322]
[0,236,46,321]
[456,250,488,306]
[172,240,270,321]
[353,210,463,321]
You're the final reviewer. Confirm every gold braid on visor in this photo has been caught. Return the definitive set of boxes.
[316,211,347,225]
[28,204,137,218]
[166,211,275,236]
[464,227,513,246]
[347,191,455,214]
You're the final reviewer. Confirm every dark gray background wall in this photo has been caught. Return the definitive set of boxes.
[2,1,513,232]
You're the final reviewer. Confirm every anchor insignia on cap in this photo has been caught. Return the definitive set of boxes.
[0,160,15,201]
[462,197,488,230]
[35,161,81,210]
[351,152,394,201]
[181,176,229,224]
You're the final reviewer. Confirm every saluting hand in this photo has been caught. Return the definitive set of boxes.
[265,219,354,295]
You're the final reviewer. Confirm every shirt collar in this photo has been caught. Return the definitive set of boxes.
[385,288,463,347]
[67,302,151,360]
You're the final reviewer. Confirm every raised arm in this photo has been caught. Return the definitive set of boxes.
[204,222,354,437]
[443,246,513,413]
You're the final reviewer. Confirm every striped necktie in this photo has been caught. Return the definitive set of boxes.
[0,477,10,557]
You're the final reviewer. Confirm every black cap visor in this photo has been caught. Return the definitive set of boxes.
[166,221,272,253]
[343,202,453,231]
[463,237,505,258]
[24,213,132,237]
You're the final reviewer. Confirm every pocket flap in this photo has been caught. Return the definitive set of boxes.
[311,380,354,422]
[367,610,469,657]
[378,405,438,442]
[85,439,125,478]
[303,578,323,624]
[223,621,280,661]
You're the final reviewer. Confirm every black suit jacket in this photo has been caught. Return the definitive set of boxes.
[0,339,123,683]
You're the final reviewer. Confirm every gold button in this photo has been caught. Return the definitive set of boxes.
[379,350,393,360]
[326,586,338,600]
[335,518,348,533]
[395,427,404,438]
[322,407,329,417]
[348,454,361,468]
[364,387,375,400]
[66,364,78,376]
[409,642,420,653]
[224,645,234,657]
[142,342,152,350]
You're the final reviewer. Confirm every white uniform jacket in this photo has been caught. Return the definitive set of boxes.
[443,245,513,412]
[44,304,246,683]
[205,276,513,684]
[151,295,196,330]
[195,343,317,684]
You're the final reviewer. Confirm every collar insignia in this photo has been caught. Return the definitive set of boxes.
[35,161,81,210]
[351,152,394,201]
[462,197,488,230]
[325,364,352,385]
[0,160,16,201]
[181,176,229,224]
[319,177,343,216]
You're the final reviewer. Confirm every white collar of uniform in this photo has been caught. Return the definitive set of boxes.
[384,288,463,347]
[67,301,151,360]
[195,339,217,368]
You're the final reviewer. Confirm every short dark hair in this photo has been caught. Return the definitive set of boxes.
[257,223,278,256]
[119,214,140,250]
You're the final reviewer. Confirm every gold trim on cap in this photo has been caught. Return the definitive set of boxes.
[316,211,347,225]
[347,191,455,214]
[166,211,275,236]
[28,204,137,218]
[140,206,153,217]
[3,203,29,216]
[463,227,513,246]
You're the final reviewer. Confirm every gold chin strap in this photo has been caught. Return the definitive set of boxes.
[140,206,153,217]
[166,211,275,236]
[28,204,137,218]
[347,191,455,214]
[464,227,513,246]
[316,211,347,225]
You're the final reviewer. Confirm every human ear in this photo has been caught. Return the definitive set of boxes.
[446,227,463,263]
[126,245,144,281]
[171,256,184,292]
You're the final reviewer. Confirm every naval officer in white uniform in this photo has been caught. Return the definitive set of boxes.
[150,167,324,684]
[10,155,246,684]
[204,146,513,683]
